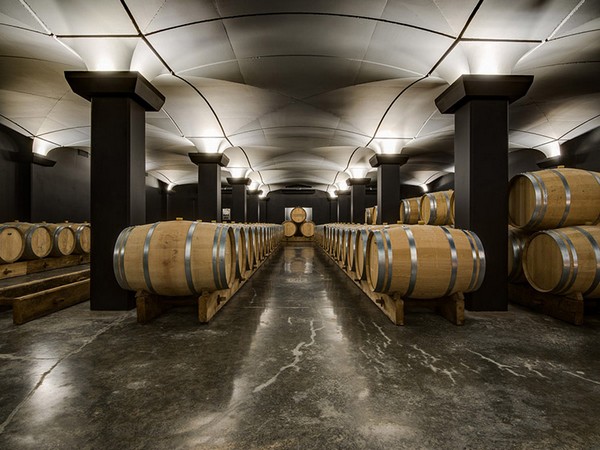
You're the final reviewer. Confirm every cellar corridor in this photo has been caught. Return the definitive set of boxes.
[0,242,599,449]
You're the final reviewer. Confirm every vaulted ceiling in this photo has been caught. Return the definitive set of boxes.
[1,0,599,196]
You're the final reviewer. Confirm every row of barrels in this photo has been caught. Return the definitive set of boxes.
[113,221,282,297]
[0,222,91,264]
[283,206,315,238]
[507,168,600,298]
[315,223,486,299]
[399,190,455,226]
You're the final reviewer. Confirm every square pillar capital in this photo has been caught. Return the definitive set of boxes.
[65,71,165,111]
[189,152,230,167]
[435,74,533,114]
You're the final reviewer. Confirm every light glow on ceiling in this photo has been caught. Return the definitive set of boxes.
[32,138,56,156]
[228,167,249,178]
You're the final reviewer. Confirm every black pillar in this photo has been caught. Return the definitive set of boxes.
[247,190,260,223]
[259,197,269,222]
[228,177,250,223]
[335,190,351,223]
[189,153,229,222]
[436,74,533,311]
[347,178,370,224]
[370,154,409,225]
[65,71,165,311]
[328,197,338,223]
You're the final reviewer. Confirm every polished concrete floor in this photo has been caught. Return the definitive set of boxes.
[0,242,599,449]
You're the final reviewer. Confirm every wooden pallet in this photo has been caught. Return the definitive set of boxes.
[508,283,591,325]
[135,245,279,324]
[0,268,90,324]
[0,254,91,280]
[323,248,464,326]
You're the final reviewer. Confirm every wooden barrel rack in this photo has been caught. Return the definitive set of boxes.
[135,237,281,324]
[0,266,90,325]
[320,244,464,326]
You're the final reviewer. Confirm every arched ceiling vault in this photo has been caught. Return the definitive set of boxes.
[0,0,598,193]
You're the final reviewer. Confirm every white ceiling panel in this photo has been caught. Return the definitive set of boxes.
[27,0,137,35]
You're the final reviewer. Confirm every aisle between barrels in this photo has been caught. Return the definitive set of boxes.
[0,242,599,449]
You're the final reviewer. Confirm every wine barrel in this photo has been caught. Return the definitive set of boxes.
[300,221,315,237]
[509,168,600,231]
[231,225,248,279]
[399,198,421,224]
[283,220,297,238]
[45,223,76,257]
[8,223,52,259]
[64,223,91,254]
[113,221,235,296]
[523,226,600,297]
[290,207,307,224]
[0,225,25,263]
[419,191,454,225]
[366,225,485,298]
[345,226,359,271]
[355,225,387,280]
[242,225,255,270]
[508,226,529,283]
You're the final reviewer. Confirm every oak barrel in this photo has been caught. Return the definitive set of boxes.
[64,223,91,254]
[8,223,52,260]
[290,207,307,223]
[399,198,420,224]
[45,223,76,257]
[355,225,387,280]
[508,168,600,230]
[0,225,25,263]
[508,226,529,283]
[113,221,235,296]
[523,226,600,297]
[300,221,315,237]
[283,220,297,238]
[231,225,248,278]
[419,190,454,225]
[366,225,485,298]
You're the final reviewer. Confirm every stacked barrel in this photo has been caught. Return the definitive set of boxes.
[508,168,600,298]
[318,222,485,300]
[113,220,282,296]
[0,221,91,264]
[282,206,315,238]
[399,190,454,226]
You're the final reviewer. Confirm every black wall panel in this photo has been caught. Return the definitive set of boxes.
[31,147,90,223]
[0,125,32,222]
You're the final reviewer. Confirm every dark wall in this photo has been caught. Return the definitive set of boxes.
[0,125,32,222]
[166,183,198,220]
[31,147,91,222]
[562,127,600,171]
[508,148,545,179]
[265,190,333,224]
[400,184,425,199]
[146,175,166,223]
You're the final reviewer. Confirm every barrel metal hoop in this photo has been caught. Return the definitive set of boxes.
[113,226,134,291]
[508,231,523,281]
[383,228,393,293]
[588,171,600,224]
[217,226,230,289]
[142,223,160,294]
[469,230,486,291]
[550,169,572,228]
[184,221,200,296]
[428,194,437,224]
[545,229,575,293]
[373,231,387,292]
[526,172,548,229]
[557,231,579,294]
[403,226,418,298]
[461,229,479,291]
[441,227,458,296]
[573,226,600,296]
